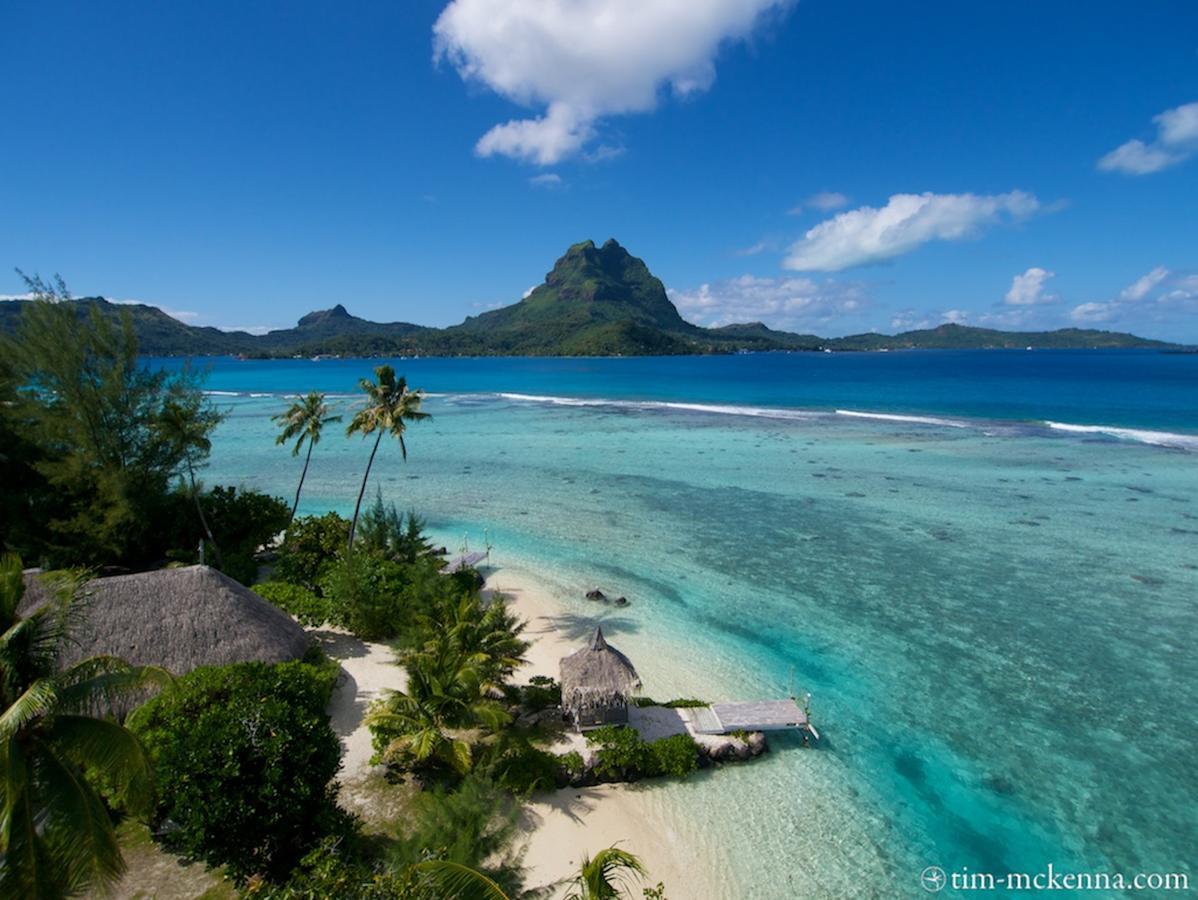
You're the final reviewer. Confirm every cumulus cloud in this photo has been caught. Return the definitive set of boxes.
[433,0,789,164]
[788,191,849,215]
[1004,267,1057,306]
[783,190,1041,272]
[668,274,867,331]
[1070,266,1198,325]
[1119,265,1169,301]
[1098,101,1198,175]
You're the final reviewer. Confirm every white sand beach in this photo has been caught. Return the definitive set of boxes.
[485,567,726,899]
[314,564,726,898]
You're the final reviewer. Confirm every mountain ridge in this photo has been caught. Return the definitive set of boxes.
[0,240,1182,355]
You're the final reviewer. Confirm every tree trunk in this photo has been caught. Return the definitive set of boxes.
[189,462,223,569]
[348,431,383,549]
[289,440,313,526]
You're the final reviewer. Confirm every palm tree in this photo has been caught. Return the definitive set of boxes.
[345,366,428,548]
[157,391,226,569]
[367,642,509,776]
[416,595,528,696]
[402,860,511,899]
[0,555,169,898]
[272,392,341,525]
[564,846,648,900]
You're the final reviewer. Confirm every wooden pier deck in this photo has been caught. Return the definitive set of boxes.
[688,698,813,735]
[442,550,489,573]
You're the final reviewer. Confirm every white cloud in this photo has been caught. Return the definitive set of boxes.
[1069,302,1114,324]
[888,308,970,331]
[528,172,564,188]
[0,293,34,301]
[1070,266,1198,326]
[217,325,273,335]
[1004,267,1057,306]
[1119,265,1169,301]
[433,0,789,164]
[668,274,867,331]
[783,190,1041,272]
[734,239,773,256]
[788,191,849,214]
[1098,101,1198,175]
[521,284,538,299]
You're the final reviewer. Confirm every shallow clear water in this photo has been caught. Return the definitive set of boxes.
[189,353,1197,898]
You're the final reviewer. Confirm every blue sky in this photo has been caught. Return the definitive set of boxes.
[2,1,1196,339]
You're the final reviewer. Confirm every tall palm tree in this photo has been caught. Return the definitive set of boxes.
[0,555,169,898]
[564,847,647,900]
[158,393,225,569]
[345,366,428,548]
[272,392,341,525]
[405,860,511,899]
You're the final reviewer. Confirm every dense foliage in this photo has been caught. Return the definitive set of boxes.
[253,581,333,628]
[273,512,351,594]
[128,659,343,882]
[585,726,699,782]
[0,278,225,567]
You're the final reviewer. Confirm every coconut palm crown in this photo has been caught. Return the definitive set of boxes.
[345,366,429,548]
[0,554,169,898]
[273,392,341,524]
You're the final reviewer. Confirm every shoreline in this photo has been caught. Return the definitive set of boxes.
[485,564,731,899]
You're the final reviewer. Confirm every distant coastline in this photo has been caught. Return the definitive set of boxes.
[0,240,1184,358]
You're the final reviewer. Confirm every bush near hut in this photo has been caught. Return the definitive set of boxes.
[583,726,701,783]
[128,659,343,882]
[521,675,561,712]
[480,734,562,794]
[274,512,351,594]
[253,581,335,628]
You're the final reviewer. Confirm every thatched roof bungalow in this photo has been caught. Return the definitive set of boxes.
[560,626,641,729]
[19,565,311,675]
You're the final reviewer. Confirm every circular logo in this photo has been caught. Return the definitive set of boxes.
[920,866,947,893]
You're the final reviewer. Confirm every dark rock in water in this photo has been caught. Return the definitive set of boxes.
[984,773,1018,796]
[585,589,606,601]
[1131,574,1165,587]
[614,596,629,606]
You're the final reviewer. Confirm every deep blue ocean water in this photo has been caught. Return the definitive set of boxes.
[161,351,1197,898]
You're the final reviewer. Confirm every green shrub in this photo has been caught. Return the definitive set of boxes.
[586,726,649,781]
[221,550,260,587]
[254,581,336,628]
[128,660,343,882]
[320,552,411,641]
[645,734,699,778]
[275,513,351,594]
[244,835,409,900]
[482,736,561,794]
[558,750,586,781]
[522,675,561,712]
[634,697,708,708]
[661,698,709,709]
[356,490,436,564]
[392,775,523,894]
[206,485,290,557]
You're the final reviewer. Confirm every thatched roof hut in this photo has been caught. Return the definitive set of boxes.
[559,626,641,729]
[19,565,311,674]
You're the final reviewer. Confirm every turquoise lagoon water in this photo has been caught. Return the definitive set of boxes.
[177,352,1196,898]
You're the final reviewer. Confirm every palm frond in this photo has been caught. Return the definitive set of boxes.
[409,860,511,900]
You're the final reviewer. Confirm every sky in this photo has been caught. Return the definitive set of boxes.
[2,1,1197,340]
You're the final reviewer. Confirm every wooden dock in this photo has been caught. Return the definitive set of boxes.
[442,550,489,573]
[688,698,817,738]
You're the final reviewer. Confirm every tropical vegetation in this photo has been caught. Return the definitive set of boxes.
[0,555,166,898]
[272,392,340,525]
[345,365,428,548]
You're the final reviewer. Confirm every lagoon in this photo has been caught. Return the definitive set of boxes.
[186,351,1197,897]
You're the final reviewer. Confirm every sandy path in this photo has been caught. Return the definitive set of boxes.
[311,626,407,818]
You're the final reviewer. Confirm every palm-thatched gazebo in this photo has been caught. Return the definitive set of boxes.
[559,626,641,730]
[19,565,311,675]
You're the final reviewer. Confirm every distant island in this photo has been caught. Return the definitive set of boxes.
[0,239,1180,356]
